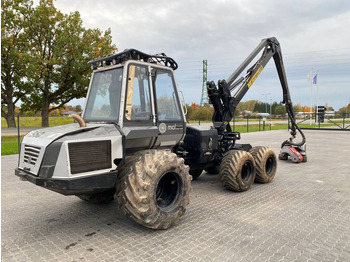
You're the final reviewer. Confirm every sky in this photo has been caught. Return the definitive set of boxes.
[53,0,350,110]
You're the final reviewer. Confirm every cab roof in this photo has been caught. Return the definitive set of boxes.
[88,49,178,71]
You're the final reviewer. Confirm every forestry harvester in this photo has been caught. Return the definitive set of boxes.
[16,37,306,229]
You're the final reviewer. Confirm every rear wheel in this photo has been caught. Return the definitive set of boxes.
[250,146,277,183]
[76,188,116,204]
[115,150,191,229]
[219,150,256,192]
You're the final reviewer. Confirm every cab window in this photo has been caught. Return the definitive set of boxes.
[125,65,151,122]
[154,70,182,121]
[84,67,122,122]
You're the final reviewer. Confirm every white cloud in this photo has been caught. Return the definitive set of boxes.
[54,0,350,109]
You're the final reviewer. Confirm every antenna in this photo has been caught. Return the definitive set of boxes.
[200,59,208,106]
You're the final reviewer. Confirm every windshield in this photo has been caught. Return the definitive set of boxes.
[83,67,123,122]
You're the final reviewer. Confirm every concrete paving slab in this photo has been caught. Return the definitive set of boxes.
[1,129,349,261]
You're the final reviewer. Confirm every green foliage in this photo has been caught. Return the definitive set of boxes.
[1,0,117,127]
[338,103,350,115]
[236,100,257,113]
[193,104,213,121]
[185,103,213,122]
[1,135,22,155]
[253,101,279,114]
[23,0,117,127]
[75,105,82,112]
[275,105,286,117]
[1,0,33,127]
[1,116,74,127]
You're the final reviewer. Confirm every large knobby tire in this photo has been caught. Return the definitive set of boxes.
[76,188,116,204]
[250,146,277,183]
[115,150,191,230]
[219,150,256,192]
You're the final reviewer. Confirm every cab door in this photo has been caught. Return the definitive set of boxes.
[151,67,186,148]
[123,63,158,153]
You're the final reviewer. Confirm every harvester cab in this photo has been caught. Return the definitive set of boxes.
[86,49,187,152]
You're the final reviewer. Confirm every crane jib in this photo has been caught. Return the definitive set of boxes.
[247,65,264,88]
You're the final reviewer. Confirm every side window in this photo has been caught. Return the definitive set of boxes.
[84,67,123,122]
[125,65,151,121]
[154,70,182,121]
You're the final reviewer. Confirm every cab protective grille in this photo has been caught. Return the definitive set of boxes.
[68,140,111,174]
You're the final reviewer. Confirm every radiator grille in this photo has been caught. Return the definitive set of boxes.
[68,140,111,174]
[23,145,41,166]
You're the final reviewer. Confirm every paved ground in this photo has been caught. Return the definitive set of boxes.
[2,130,350,261]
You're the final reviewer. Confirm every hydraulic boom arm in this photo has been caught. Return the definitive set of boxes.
[207,37,306,162]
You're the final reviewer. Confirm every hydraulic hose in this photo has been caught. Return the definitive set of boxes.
[281,108,306,148]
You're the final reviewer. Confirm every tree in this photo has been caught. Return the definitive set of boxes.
[293,104,299,115]
[296,102,303,112]
[304,106,311,113]
[21,0,116,126]
[192,104,213,121]
[185,104,194,122]
[275,105,286,117]
[236,100,257,114]
[1,0,32,127]
[338,103,350,115]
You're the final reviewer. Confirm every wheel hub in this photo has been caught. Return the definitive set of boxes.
[156,172,181,211]
[241,161,253,182]
[265,156,274,176]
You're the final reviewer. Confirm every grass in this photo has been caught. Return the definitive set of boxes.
[1,119,347,156]
[232,124,290,133]
[1,116,74,128]
[1,117,74,156]
[1,136,23,156]
[2,116,349,128]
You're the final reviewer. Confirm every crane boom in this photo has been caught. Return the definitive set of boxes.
[207,37,306,161]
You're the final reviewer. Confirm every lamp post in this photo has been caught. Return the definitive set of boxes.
[270,97,272,128]
[262,93,271,113]
[308,69,313,125]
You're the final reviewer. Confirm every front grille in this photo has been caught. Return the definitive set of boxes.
[23,145,41,166]
[68,140,111,174]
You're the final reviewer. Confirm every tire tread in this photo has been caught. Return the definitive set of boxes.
[115,150,191,229]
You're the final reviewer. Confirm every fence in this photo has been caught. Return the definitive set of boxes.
[232,116,275,133]
[196,113,350,133]
[295,113,350,131]
[196,115,286,133]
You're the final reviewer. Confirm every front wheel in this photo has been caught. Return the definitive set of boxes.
[115,150,191,230]
[219,150,256,192]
